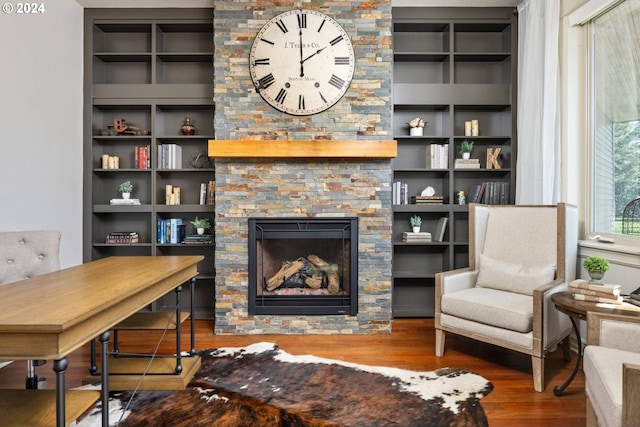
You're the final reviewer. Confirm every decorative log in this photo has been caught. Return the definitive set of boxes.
[305,275,323,289]
[307,254,340,294]
[266,259,305,291]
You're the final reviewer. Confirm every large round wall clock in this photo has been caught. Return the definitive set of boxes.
[249,9,355,116]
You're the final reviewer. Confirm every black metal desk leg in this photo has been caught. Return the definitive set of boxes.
[175,284,183,374]
[99,330,110,427]
[53,357,68,427]
[190,277,196,355]
[554,315,582,396]
[90,339,97,375]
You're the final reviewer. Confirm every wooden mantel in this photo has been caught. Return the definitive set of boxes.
[208,140,397,159]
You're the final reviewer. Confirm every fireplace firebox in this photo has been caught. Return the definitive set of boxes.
[248,217,358,315]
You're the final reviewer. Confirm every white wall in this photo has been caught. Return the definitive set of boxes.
[0,0,84,268]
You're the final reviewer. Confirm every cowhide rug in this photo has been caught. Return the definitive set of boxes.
[77,342,493,427]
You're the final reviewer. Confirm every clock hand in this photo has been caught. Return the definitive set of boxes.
[299,29,304,77]
[302,46,327,64]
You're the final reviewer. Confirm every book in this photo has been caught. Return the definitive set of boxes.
[402,231,432,242]
[207,180,216,206]
[572,293,623,304]
[110,198,141,205]
[454,158,480,169]
[411,196,444,204]
[433,217,448,242]
[106,231,139,244]
[569,279,620,296]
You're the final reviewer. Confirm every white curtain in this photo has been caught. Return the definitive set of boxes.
[516,0,561,204]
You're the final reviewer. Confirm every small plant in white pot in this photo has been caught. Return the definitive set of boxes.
[583,256,610,284]
[190,217,211,235]
[410,215,422,233]
[460,140,474,160]
[118,180,133,199]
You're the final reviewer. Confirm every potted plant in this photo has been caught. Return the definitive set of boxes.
[408,117,426,137]
[190,217,211,235]
[460,140,474,160]
[583,256,610,284]
[410,215,422,233]
[118,180,133,199]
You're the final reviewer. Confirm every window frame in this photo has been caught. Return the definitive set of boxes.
[585,0,640,247]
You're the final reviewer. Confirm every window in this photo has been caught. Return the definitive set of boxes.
[590,0,640,240]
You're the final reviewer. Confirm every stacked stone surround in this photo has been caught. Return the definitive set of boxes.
[213,0,393,334]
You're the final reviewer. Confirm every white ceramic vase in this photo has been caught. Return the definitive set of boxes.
[122,192,130,199]
[462,152,471,160]
[410,127,423,136]
[412,226,420,233]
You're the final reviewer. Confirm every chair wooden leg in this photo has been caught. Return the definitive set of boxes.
[562,335,571,361]
[532,355,544,392]
[586,396,598,427]
[435,328,445,357]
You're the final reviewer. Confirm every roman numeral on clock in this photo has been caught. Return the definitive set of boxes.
[275,88,287,104]
[335,57,350,65]
[328,74,345,89]
[330,35,344,46]
[297,13,307,29]
[299,95,305,110]
[317,19,326,32]
[254,58,270,66]
[276,19,288,33]
[260,38,275,46]
[257,73,275,90]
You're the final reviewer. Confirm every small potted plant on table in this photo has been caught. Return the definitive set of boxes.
[583,256,610,284]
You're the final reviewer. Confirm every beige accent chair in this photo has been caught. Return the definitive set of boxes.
[435,203,578,392]
[585,312,640,427]
[0,230,61,387]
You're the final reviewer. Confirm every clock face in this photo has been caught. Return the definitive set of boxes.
[249,9,355,116]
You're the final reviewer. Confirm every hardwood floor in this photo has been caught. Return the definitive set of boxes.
[0,318,585,426]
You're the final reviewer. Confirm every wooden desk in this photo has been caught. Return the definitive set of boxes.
[0,256,203,427]
[551,291,640,396]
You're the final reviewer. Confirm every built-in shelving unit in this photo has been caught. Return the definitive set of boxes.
[392,7,518,317]
[83,9,215,318]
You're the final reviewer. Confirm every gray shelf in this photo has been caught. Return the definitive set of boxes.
[391,7,518,318]
[84,8,215,319]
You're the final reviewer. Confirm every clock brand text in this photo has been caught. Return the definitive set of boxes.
[284,41,320,49]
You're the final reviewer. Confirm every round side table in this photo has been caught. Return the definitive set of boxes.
[551,291,640,396]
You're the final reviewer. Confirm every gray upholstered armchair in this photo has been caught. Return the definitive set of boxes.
[585,311,640,427]
[0,230,61,388]
[435,203,578,392]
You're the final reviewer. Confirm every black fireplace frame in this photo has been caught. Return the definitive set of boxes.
[248,217,358,316]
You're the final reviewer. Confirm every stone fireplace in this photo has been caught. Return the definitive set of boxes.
[212,1,393,334]
[248,217,358,316]
[210,140,395,334]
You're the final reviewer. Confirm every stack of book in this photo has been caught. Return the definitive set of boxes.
[410,195,444,205]
[106,231,139,244]
[182,234,213,245]
[199,181,216,205]
[157,218,185,244]
[157,144,183,169]
[428,144,449,169]
[134,145,151,169]
[569,279,622,304]
[454,158,480,169]
[402,232,431,242]
[392,181,409,205]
